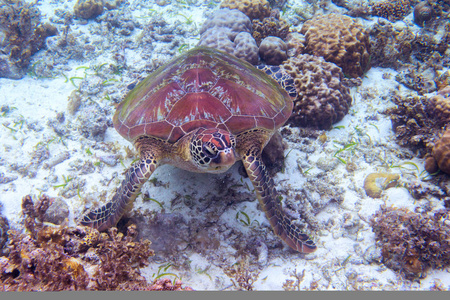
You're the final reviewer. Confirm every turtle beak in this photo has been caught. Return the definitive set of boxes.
[211,148,236,171]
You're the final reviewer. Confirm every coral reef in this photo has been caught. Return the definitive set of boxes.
[198,9,259,64]
[281,54,352,129]
[371,206,450,280]
[74,0,104,20]
[425,128,450,175]
[0,0,57,79]
[371,0,412,22]
[299,13,371,78]
[363,173,400,198]
[252,14,290,46]
[220,0,271,21]
[258,36,287,65]
[0,194,192,291]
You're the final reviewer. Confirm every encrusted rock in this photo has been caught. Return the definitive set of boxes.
[300,13,371,78]
[281,54,352,129]
[42,197,70,225]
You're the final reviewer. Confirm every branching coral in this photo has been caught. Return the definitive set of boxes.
[0,0,57,79]
[0,194,192,291]
[371,206,450,280]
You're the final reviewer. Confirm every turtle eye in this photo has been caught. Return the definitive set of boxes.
[203,143,218,158]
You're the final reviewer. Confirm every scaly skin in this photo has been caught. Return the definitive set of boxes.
[80,136,162,230]
[237,129,317,253]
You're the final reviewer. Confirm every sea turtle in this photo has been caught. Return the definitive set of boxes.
[79,47,316,253]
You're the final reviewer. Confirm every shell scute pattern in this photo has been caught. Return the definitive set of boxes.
[113,47,292,143]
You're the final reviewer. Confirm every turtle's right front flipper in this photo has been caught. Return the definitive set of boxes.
[80,140,160,231]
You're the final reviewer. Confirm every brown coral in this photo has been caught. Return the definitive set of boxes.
[385,95,441,157]
[220,0,271,21]
[371,206,450,280]
[74,0,104,20]
[252,15,290,46]
[425,128,450,175]
[299,13,371,78]
[258,36,287,65]
[371,0,412,22]
[427,86,450,129]
[281,54,352,129]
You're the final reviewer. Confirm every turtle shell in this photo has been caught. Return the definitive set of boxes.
[114,47,293,143]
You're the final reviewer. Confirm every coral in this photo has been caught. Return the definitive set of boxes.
[395,69,436,95]
[299,13,371,78]
[425,128,450,175]
[224,257,259,290]
[234,32,259,65]
[198,9,259,64]
[368,19,448,68]
[385,94,445,157]
[258,36,287,65]
[0,0,57,79]
[252,15,290,46]
[74,0,104,20]
[427,86,450,128]
[281,54,352,129]
[371,0,412,22]
[413,1,435,27]
[363,173,400,198]
[0,194,191,291]
[370,206,450,280]
[220,0,271,21]
[199,8,252,39]
[285,32,305,58]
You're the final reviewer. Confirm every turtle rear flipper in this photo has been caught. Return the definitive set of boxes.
[80,151,159,231]
[239,131,316,253]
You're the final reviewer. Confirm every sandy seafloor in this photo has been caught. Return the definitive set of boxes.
[0,0,450,291]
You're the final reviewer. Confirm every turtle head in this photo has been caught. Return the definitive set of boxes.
[190,128,236,173]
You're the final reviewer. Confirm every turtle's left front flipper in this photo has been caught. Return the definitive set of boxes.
[239,132,316,253]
